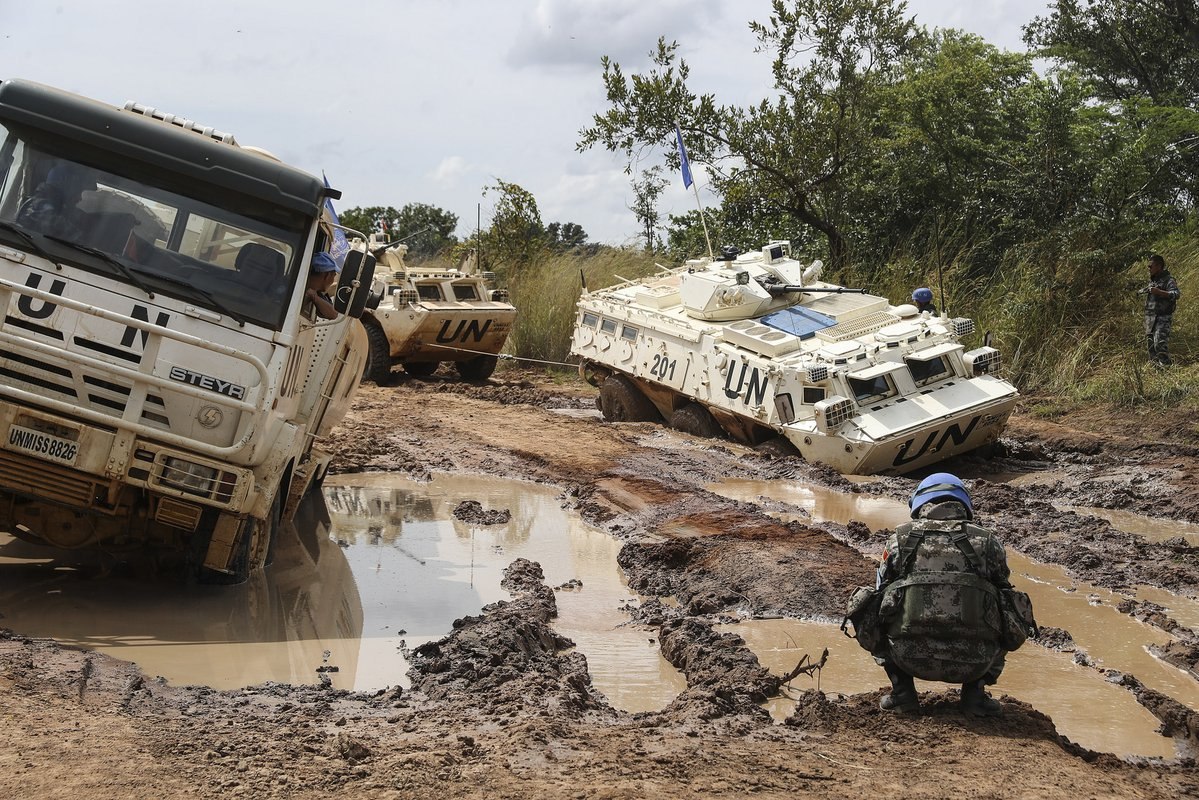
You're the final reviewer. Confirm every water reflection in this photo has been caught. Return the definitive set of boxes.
[323,472,687,710]
[0,491,363,689]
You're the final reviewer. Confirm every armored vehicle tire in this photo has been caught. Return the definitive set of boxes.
[403,361,439,377]
[670,403,723,439]
[599,374,660,423]
[456,355,498,382]
[754,436,801,459]
[362,319,395,385]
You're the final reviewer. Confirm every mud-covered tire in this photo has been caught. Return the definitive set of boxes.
[754,436,801,459]
[670,403,723,438]
[362,319,394,385]
[599,374,660,423]
[403,361,439,377]
[456,355,498,382]
[196,522,252,586]
[262,486,284,569]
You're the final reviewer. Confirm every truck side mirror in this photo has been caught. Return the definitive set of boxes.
[333,250,377,319]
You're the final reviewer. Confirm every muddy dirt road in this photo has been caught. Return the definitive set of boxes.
[2,367,1198,799]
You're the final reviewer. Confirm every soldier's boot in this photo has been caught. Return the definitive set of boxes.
[880,670,918,712]
[960,680,1002,717]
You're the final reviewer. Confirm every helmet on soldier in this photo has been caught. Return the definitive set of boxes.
[912,287,933,304]
[910,472,972,519]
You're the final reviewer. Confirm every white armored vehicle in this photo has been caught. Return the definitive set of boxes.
[0,79,374,582]
[570,242,1019,475]
[359,235,516,383]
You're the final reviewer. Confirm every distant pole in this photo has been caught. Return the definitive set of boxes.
[934,213,946,317]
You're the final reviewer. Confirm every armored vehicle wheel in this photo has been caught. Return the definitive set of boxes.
[755,436,801,459]
[403,361,439,377]
[362,319,395,385]
[599,374,660,423]
[670,403,723,438]
[456,355,498,382]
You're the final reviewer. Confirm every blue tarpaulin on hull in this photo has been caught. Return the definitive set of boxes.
[760,306,837,339]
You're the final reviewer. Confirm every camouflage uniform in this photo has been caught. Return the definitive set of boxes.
[1145,268,1180,366]
[873,500,1011,686]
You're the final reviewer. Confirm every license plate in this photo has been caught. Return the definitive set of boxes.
[6,424,79,466]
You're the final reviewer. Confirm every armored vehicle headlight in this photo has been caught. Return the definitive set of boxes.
[491,289,510,302]
[814,395,854,434]
[950,318,975,337]
[162,457,219,497]
[963,347,1001,375]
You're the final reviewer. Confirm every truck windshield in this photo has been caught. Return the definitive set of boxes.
[0,124,305,330]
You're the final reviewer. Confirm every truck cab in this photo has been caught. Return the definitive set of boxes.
[0,79,373,582]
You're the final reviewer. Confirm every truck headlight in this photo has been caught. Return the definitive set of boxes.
[162,457,219,497]
[963,347,1002,375]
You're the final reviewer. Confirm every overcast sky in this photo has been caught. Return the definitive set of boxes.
[0,0,1052,246]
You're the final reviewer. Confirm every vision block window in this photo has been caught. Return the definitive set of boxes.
[453,284,479,301]
[582,311,600,328]
[620,325,639,341]
[906,355,950,386]
[600,318,618,334]
[417,284,442,301]
[802,386,826,405]
[848,373,896,404]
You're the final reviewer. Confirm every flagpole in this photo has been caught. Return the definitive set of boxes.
[692,180,714,261]
[675,121,713,260]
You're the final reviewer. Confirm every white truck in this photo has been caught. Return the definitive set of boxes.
[0,79,374,582]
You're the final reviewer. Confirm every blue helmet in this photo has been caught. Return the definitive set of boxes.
[311,251,338,273]
[909,472,972,519]
[912,287,933,304]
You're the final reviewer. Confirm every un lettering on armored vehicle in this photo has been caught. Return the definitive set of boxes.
[570,242,1018,475]
[358,235,516,383]
[0,79,374,582]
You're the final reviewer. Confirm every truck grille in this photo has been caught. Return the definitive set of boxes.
[0,349,170,429]
[0,449,104,507]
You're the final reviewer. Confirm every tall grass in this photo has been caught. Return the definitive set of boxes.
[503,248,663,368]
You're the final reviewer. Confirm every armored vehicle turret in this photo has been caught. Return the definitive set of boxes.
[358,234,516,382]
[570,241,1018,475]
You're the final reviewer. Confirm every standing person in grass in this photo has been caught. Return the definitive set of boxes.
[1144,254,1180,367]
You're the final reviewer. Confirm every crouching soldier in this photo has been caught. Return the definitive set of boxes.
[847,473,1029,716]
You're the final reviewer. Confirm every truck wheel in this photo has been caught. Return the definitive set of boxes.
[456,355,498,382]
[670,403,723,438]
[403,361,439,377]
[755,436,801,459]
[196,523,252,586]
[362,319,395,385]
[262,487,284,568]
[599,374,660,423]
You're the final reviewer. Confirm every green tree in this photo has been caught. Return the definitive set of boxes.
[578,0,922,270]
[1024,0,1199,107]
[629,167,667,252]
[337,205,397,240]
[483,180,545,275]
[546,221,589,250]
[392,203,459,260]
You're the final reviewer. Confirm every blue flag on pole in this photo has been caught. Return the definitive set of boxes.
[675,125,694,189]
[322,172,350,269]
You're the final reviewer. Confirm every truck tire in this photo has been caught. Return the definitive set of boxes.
[455,355,497,382]
[755,436,801,459]
[196,523,252,586]
[599,374,660,423]
[403,361,439,377]
[670,403,723,438]
[362,319,395,385]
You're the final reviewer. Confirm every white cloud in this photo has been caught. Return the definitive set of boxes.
[432,156,472,186]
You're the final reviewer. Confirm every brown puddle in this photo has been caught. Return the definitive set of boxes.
[0,473,685,713]
[711,478,1199,759]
